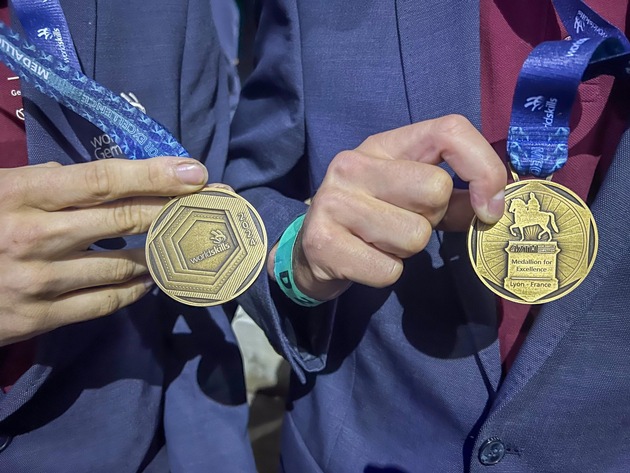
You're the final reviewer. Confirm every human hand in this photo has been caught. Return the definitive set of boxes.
[269,115,507,302]
[0,157,208,346]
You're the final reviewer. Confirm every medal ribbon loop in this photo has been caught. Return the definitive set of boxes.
[508,0,630,178]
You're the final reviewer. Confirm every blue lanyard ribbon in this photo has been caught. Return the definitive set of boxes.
[508,0,630,178]
[0,3,188,159]
[11,0,80,68]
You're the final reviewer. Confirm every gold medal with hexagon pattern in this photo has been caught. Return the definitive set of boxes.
[146,188,267,306]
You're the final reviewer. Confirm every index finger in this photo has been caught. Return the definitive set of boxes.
[357,115,507,223]
[20,157,208,211]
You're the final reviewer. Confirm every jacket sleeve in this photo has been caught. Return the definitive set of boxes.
[224,0,337,383]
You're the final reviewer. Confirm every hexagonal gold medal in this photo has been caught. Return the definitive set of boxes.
[146,188,267,306]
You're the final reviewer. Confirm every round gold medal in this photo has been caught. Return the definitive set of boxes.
[146,188,267,307]
[468,179,597,304]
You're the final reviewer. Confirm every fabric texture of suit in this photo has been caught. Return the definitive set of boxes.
[226,1,630,471]
[0,1,256,471]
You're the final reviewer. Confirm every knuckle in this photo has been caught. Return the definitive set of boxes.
[85,162,117,200]
[19,222,46,250]
[434,114,471,137]
[0,214,19,250]
[12,300,54,340]
[0,176,24,202]
[112,259,137,283]
[0,263,52,302]
[19,267,51,297]
[0,166,54,207]
[2,216,46,258]
[41,161,63,168]
[411,217,432,251]
[301,223,335,264]
[329,150,363,181]
[22,306,45,333]
[315,188,349,216]
[145,160,168,189]
[428,169,454,205]
[360,134,380,150]
[111,199,144,235]
[396,216,431,257]
[419,168,453,209]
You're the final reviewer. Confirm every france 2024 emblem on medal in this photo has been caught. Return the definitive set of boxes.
[146,188,267,307]
[468,180,597,304]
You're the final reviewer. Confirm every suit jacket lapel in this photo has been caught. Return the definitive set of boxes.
[64,0,97,78]
[493,125,630,411]
[395,0,482,123]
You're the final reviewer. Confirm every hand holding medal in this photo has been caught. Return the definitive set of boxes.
[0,13,267,308]
[468,0,630,304]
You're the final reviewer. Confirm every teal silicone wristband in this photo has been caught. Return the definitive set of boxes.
[273,214,324,307]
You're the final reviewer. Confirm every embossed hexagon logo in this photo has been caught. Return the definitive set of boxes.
[149,205,247,286]
[176,214,238,273]
[146,189,267,307]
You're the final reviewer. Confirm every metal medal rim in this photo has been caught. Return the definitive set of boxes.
[145,188,267,307]
[467,179,598,305]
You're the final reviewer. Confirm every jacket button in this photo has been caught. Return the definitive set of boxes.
[478,437,505,465]
[0,435,11,453]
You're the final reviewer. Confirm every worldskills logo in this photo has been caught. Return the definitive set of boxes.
[574,10,606,38]
[37,28,53,41]
[524,96,558,128]
[524,96,545,112]
[210,229,227,245]
[35,26,71,64]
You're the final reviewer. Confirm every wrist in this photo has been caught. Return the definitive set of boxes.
[273,214,325,307]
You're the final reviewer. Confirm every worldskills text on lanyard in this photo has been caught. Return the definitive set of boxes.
[0,0,267,307]
[468,0,630,305]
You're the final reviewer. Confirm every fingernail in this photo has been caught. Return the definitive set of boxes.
[471,189,505,223]
[488,189,506,220]
[176,162,207,185]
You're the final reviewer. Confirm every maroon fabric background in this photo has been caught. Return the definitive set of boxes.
[480,0,630,370]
